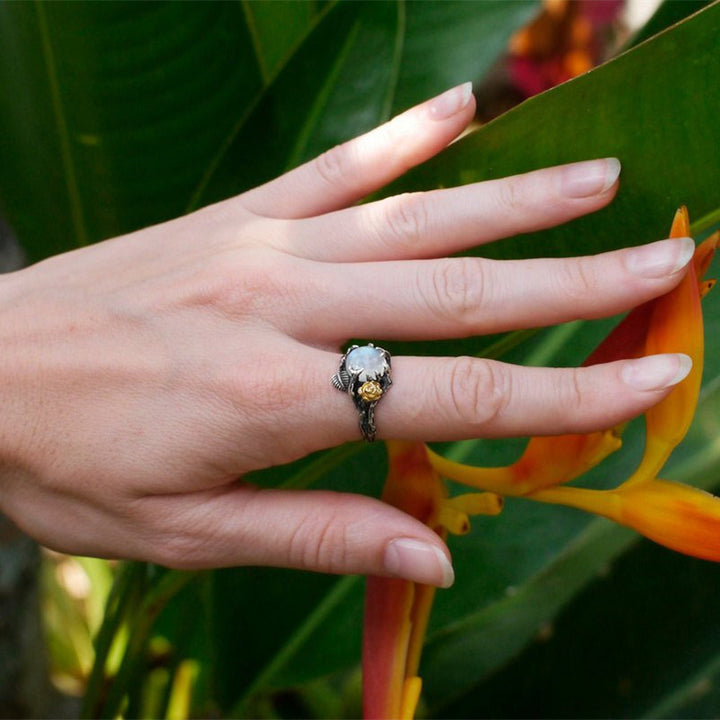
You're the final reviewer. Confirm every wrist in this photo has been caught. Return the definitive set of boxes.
[0,269,36,480]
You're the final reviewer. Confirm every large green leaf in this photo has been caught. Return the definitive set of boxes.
[391,1,538,113]
[378,0,720,366]
[239,1,321,84]
[0,1,324,262]
[441,541,720,719]
[191,0,537,209]
[190,1,399,208]
[386,0,720,260]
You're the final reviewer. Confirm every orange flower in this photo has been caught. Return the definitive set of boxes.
[364,210,720,720]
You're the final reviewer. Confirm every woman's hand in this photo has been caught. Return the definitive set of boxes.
[0,83,694,587]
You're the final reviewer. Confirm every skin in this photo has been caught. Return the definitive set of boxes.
[0,86,694,585]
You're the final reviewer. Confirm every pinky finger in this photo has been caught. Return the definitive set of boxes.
[136,485,455,588]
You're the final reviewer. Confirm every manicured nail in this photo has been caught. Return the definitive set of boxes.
[384,538,455,588]
[621,353,692,391]
[560,158,621,198]
[625,237,695,278]
[426,82,473,121]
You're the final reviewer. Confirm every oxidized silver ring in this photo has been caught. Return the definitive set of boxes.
[332,343,392,442]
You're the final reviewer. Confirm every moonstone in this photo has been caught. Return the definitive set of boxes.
[346,345,387,382]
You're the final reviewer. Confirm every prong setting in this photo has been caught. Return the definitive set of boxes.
[332,343,392,442]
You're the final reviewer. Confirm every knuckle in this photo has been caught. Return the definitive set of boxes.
[208,250,296,317]
[555,257,598,305]
[287,503,348,574]
[314,144,355,189]
[382,192,429,248]
[149,535,201,570]
[562,367,586,414]
[234,360,305,417]
[426,257,485,327]
[494,178,521,215]
[381,116,404,153]
[142,501,229,570]
[443,357,507,430]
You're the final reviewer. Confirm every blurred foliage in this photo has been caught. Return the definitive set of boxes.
[40,553,116,696]
[1,0,720,718]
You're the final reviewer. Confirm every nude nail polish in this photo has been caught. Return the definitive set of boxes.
[560,158,621,198]
[625,237,695,278]
[621,353,692,391]
[384,538,455,588]
[426,82,473,121]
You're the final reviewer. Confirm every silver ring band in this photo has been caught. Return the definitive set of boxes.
[332,343,392,442]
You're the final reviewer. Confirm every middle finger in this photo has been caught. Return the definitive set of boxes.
[288,237,694,343]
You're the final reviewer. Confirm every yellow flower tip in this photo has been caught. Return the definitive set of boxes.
[670,206,691,238]
[618,479,720,562]
[438,504,471,535]
[439,492,504,535]
[448,492,504,516]
[700,279,716,299]
[399,677,422,720]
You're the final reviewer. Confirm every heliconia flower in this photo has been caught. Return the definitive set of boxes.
[429,207,719,557]
[363,441,501,720]
[365,210,719,720]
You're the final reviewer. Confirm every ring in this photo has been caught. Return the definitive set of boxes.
[332,343,392,442]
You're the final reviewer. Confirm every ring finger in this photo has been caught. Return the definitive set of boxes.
[297,350,692,445]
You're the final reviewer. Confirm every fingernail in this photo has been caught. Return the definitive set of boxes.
[560,158,621,198]
[621,353,692,391]
[426,82,473,121]
[384,538,455,588]
[625,237,695,278]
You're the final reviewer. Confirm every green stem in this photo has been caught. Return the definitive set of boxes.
[691,207,720,236]
[81,562,146,718]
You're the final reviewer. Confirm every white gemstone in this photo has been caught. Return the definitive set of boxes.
[346,345,387,382]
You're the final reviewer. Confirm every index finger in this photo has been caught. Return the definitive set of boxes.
[238,83,476,219]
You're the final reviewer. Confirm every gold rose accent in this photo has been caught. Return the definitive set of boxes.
[359,381,383,402]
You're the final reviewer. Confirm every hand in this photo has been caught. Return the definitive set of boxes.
[0,83,693,587]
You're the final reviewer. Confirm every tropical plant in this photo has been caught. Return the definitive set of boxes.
[1,1,720,718]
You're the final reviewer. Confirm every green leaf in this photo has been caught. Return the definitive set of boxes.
[441,541,720,719]
[391,1,538,113]
[239,1,320,85]
[386,0,720,259]
[191,1,402,208]
[192,0,540,209]
[0,2,301,261]
[376,0,720,365]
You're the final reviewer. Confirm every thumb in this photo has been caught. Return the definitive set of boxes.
[141,485,455,587]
